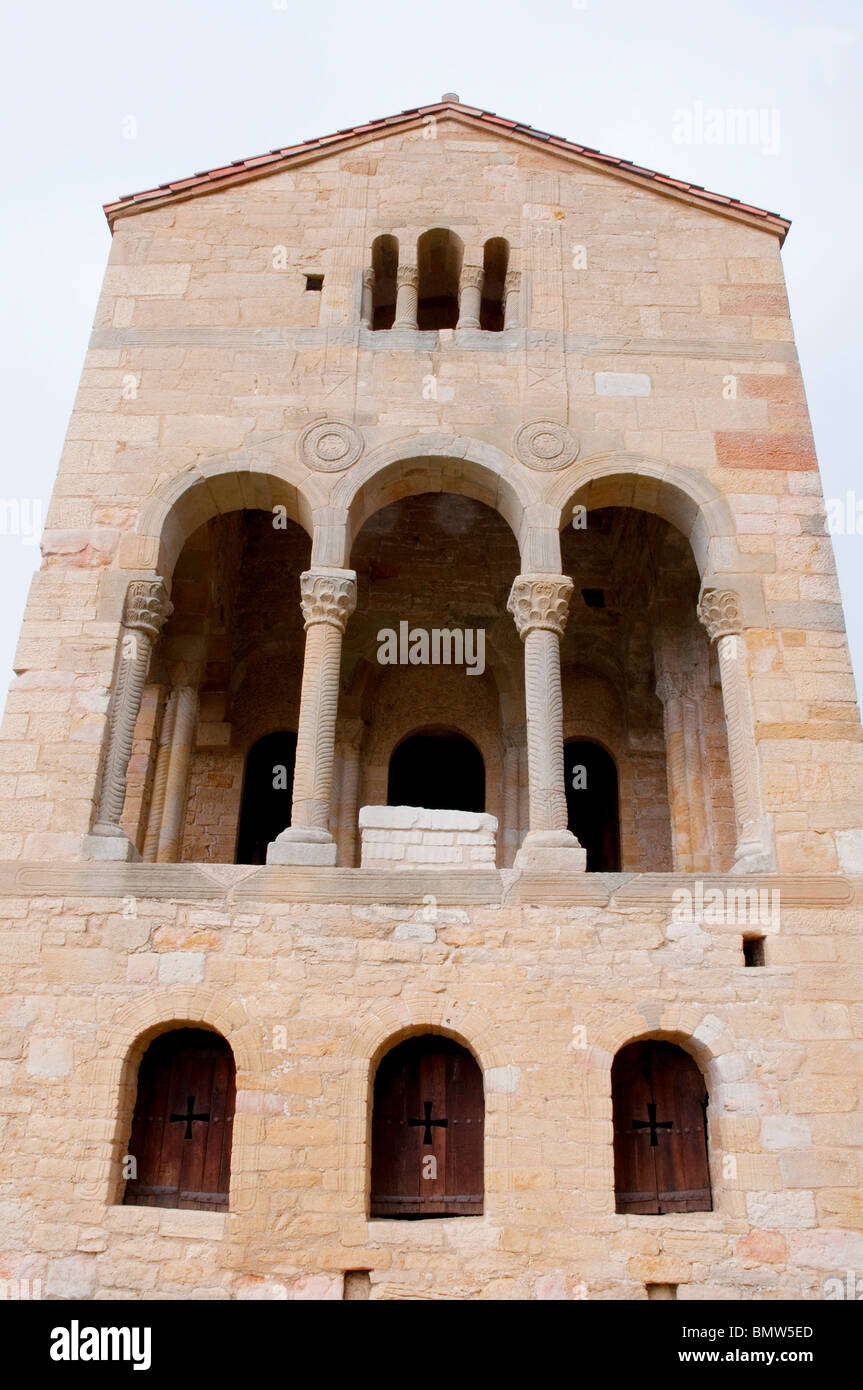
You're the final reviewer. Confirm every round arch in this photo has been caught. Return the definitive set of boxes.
[331,434,546,568]
[131,449,316,584]
[551,453,739,580]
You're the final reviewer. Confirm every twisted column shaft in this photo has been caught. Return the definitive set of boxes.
[93,578,171,836]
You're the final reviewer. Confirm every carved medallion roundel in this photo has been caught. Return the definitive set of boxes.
[299,419,364,472]
[513,420,580,471]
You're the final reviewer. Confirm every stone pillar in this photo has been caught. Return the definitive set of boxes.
[507,574,586,870]
[360,267,374,328]
[457,265,484,329]
[697,588,775,872]
[393,264,419,330]
[501,728,522,867]
[655,670,711,874]
[267,568,357,865]
[503,270,521,329]
[333,718,365,867]
[155,686,199,863]
[142,687,179,862]
[85,578,172,860]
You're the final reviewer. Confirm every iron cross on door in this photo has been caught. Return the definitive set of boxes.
[170,1095,211,1139]
[633,1102,672,1147]
[408,1100,448,1145]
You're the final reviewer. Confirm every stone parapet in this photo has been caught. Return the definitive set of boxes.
[359,805,498,869]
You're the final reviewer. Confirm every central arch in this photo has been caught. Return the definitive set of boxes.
[332,435,545,569]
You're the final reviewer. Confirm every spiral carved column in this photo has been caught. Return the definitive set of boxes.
[333,717,365,868]
[142,687,179,861]
[698,587,774,872]
[393,264,419,330]
[87,578,172,860]
[501,727,523,868]
[267,568,357,865]
[457,266,484,329]
[507,574,586,870]
[155,686,199,863]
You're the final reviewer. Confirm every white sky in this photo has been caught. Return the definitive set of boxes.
[1,0,860,714]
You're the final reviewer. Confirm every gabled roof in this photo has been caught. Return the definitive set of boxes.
[103,96,790,241]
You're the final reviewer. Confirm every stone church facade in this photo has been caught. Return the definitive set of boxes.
[1,97,861,1300]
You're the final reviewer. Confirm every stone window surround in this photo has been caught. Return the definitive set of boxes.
[81,991,740,1230]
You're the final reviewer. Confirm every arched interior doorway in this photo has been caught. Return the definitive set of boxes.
[564,739,621,871]
[387,730,485,813]
[236,731,297,864]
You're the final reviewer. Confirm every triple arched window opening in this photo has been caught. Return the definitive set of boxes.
[121,1028,712,1218]
[365,230,515,332]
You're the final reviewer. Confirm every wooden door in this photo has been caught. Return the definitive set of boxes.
[370,1036,484,1217]
[124,1028,236,1210]
[612,1041,711,1214]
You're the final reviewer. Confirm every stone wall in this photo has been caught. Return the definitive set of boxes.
[0,866,860,1300]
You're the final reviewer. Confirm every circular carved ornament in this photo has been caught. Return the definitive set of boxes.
[299,420,364,473]
[513,420,579,471]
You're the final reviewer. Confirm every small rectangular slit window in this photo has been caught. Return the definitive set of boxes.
[743,936,766,967]
[647,1283,678,1300]
[305,274,324,292]
[343,1270,371,1300]
[582,588,605,608]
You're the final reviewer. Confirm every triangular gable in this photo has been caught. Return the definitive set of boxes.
[104,97,790,242]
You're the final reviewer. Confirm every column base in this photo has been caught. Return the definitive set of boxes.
[514,830,587,872]
[266,826,338,866]
[82,826,141,862]
[732,816,776,874]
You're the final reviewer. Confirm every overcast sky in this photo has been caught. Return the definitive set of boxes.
[1,0,860,715]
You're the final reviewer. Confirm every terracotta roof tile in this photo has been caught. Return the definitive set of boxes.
[103,98,790,240]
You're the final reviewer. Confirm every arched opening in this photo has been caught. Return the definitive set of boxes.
[387,730,485,813]
[235,730,297,864]
[417,228,463,329]
[612,1040,712,1215]
[370,1034,484,1218]
[371,234,398,330]
[123,1027,236,1211]
[480,237,509,332]
[564,739,620,871]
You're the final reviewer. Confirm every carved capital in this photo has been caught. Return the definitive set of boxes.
[507,574,573,640]
[396,263,419,290]
[504,270,521,297]
[300,568,357,632]
[123,578,172,639]
[460,265,484,291]
[697,588,742,642]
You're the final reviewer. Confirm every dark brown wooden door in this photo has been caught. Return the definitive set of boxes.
[370,1036,484,1218]
[124,1028,236,1211]
[612,1041,711,1214]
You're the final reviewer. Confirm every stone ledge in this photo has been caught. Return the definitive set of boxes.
[0,862,857,908]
